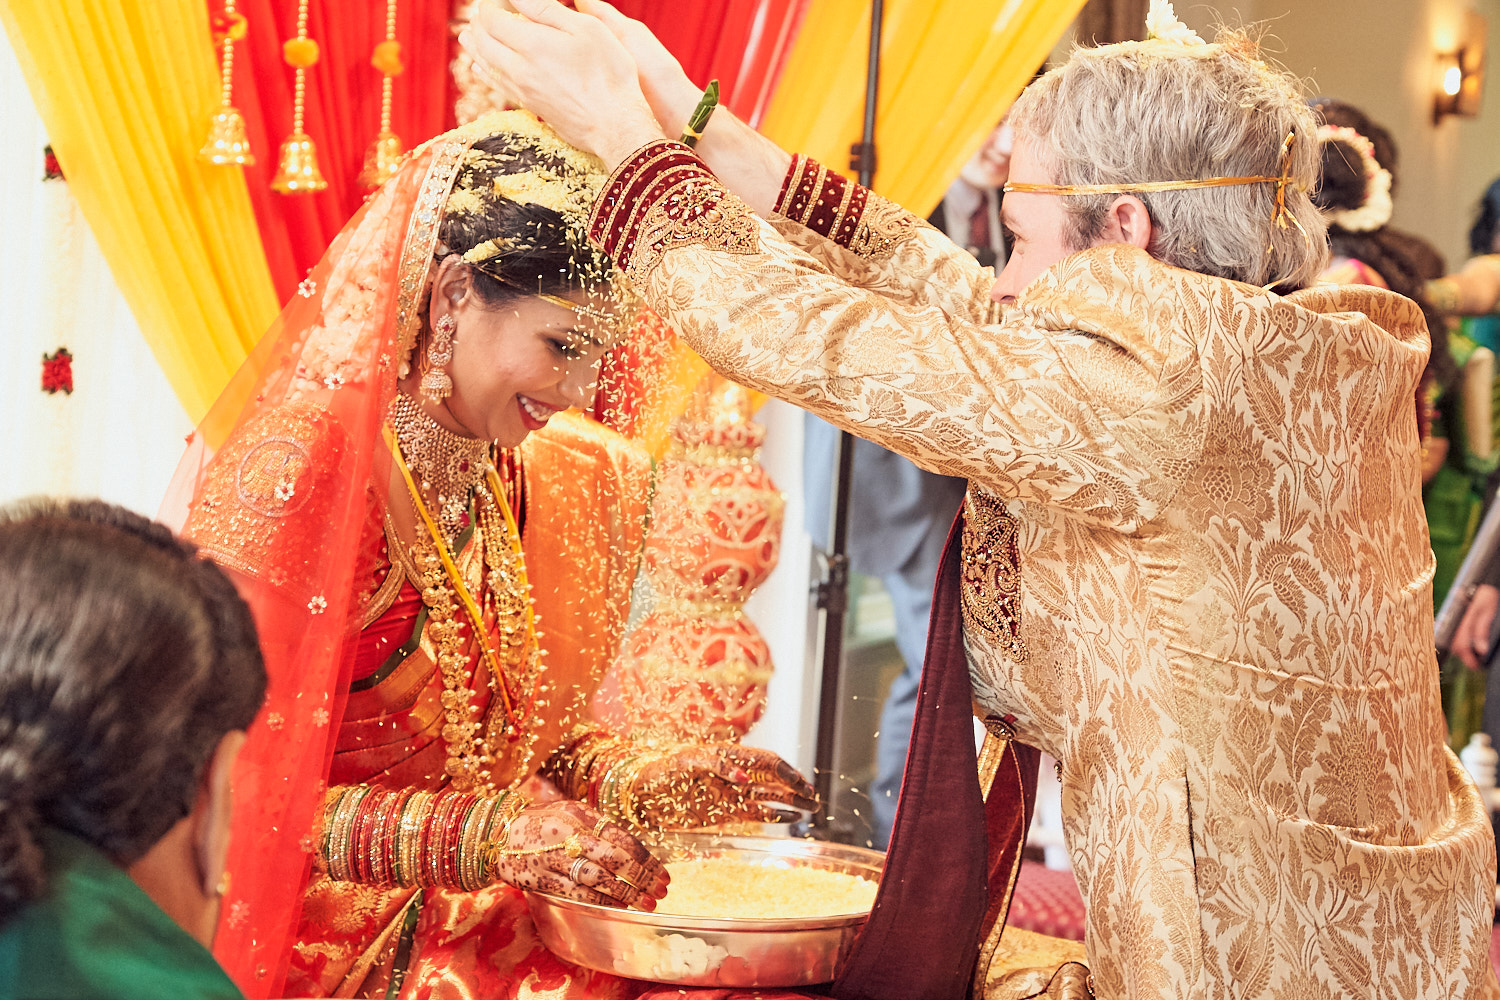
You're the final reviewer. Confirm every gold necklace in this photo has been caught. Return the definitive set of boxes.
[389,392,490,546]
[385,427,541,792]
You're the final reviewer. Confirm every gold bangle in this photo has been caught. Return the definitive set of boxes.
[459,795,495,891]
[398,791,433,889]
[328,785,371,883]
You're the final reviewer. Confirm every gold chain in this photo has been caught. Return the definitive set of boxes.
[385,426,541,792]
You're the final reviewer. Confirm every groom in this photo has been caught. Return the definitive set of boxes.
[466,3,1500,997]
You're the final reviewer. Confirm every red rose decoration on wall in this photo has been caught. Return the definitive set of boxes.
[42,347,74,395]
[42,145,63,182]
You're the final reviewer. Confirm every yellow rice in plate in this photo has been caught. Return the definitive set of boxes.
[657,858,878,919]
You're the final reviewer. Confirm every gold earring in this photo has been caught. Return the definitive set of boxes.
[421,313,456,402]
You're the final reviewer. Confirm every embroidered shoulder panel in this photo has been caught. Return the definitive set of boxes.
[589,139,760,285]
[775,154,917,260]
[961,486,1027,664]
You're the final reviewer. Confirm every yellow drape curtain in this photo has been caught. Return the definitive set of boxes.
[0,1,278,422]
[760,0,1087,218]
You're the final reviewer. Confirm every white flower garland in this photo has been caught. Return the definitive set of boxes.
[1316,124,1393,233]
[1145,0,1204,46]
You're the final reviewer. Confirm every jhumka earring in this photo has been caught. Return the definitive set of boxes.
[421,313,457,402]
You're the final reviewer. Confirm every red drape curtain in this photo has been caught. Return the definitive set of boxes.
[223,0,456,301]
[222,0,809,304]
[613,0,810,125]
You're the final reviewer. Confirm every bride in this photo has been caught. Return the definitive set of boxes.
[168,110,816,999]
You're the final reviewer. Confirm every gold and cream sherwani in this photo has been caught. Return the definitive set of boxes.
[589,144,1500,998]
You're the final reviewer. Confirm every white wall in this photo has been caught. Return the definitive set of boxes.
[1178,0,1500,268]
[0,29,192,517]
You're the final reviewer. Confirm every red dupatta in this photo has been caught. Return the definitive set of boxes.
[161,112,545,997]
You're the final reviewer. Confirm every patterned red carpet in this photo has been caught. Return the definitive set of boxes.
[1007,860,1086,941]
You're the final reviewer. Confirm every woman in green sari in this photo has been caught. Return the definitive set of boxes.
[0,499,266,1000]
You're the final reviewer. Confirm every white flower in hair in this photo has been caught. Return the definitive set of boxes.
[1145,0,1205,45]
[1316,125,1394,232]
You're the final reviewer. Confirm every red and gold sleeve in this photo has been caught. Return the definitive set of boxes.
[590,143,992,324]
[588,141,1194,530]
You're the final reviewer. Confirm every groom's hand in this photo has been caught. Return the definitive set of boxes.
[460,0,666,170]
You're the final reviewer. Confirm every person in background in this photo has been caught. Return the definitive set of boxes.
[930,119,1013,270]
[0,499,267,1000]
[1428,176,1500,340]
[1439,178,1500,676]
[803,121,1011,848]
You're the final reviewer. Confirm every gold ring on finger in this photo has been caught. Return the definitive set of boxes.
[569,857,590,885]
[592,817,611,836]
[563,833,585,858]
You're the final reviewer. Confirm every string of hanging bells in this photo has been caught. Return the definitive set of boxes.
[200,0,406,193]
[199,0,254,164]
[359,0,406,189]
[271,0,327,193]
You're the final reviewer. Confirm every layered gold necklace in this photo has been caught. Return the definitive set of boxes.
[388,393,490,547]
[385,398,541,792]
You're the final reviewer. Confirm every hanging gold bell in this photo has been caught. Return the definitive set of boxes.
[199,107,255,165]
[357,129,404,189]
[270,131,328,194]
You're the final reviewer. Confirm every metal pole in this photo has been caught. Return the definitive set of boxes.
[810,0,883,836]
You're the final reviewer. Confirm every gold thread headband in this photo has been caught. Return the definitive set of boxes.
[1003,175,1279,195]
[1002,132,1305,253]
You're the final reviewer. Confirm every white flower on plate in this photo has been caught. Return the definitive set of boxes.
[1145,0,1204,45]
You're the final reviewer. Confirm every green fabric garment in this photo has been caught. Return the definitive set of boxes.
[0,830,243,1000]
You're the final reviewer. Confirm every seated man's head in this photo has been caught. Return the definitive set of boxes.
[958,117,1014,192]
[0,500,266,946]
[993,21,1327,301]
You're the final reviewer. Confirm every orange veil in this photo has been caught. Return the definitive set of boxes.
[161,113,541,997]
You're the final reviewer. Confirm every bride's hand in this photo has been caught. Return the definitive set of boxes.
[630,744,820,831]
[488,799,669,909]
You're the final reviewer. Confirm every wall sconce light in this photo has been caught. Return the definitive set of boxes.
[1435,10,1488,123]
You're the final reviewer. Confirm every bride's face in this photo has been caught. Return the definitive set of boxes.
[436,277,613,448]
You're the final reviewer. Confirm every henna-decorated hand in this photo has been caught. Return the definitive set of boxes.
[631,744,820,831]
[488,800,669,909]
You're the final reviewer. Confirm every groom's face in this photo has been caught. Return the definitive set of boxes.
[989,136,1077,304]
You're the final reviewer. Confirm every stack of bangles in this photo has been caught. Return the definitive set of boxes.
[320,784,527,892]
[542,727,674,830]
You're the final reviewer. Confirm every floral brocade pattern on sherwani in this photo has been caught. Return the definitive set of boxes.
[589,148,1500,998]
